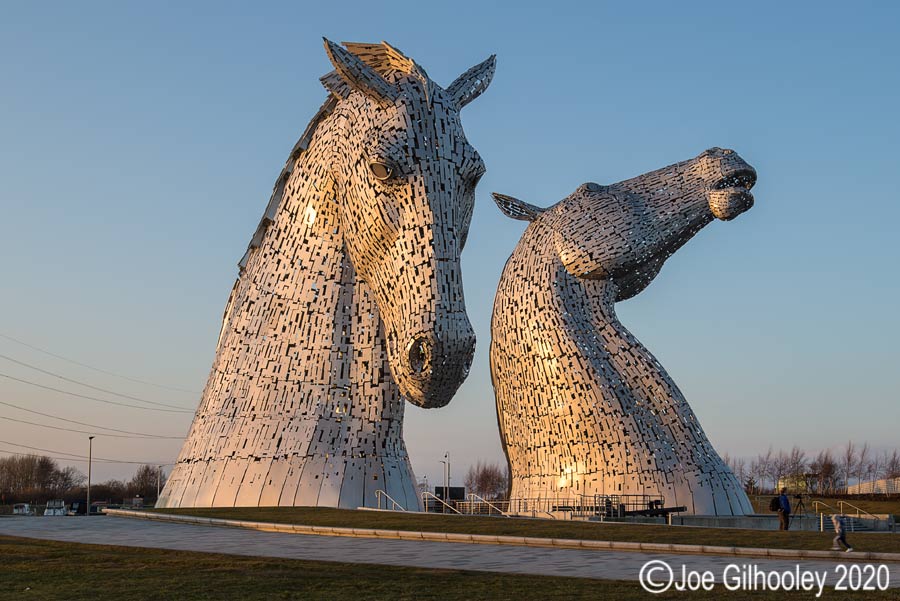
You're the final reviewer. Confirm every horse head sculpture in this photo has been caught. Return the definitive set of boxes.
[160,41,494,510]
[322,40,492,408]
[494,147,756,299]
[490,148,757,515]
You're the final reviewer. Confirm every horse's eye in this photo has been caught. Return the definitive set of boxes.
[369,161,394,181]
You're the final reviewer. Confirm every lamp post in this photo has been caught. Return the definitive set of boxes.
[439,451,450,499]
[86,436,94,516]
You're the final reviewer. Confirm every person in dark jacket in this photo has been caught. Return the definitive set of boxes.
[778,488,791,530]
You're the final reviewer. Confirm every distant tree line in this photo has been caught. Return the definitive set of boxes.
[0,455,166,505]
[724,442,900,496]
[0,455,83,503]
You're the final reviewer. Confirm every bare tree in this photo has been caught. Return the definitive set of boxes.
[744,473,758,495]
[810,450,839,495]
[464,461,508,500]
[128,465,165,499]
[770,450,790,491]
[746,458,762,495]
[856,442,870,490]
[757,447,774,493]
[35,456,57,492]
[842,441,856,493]
[870,451,883,486]
[51,466,85,496]
[885,450,900,479]
[786,446,807,488]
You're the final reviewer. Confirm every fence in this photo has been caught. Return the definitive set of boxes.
[425,492,669,519]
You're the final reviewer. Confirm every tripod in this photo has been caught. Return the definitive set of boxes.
[790,494,806,529]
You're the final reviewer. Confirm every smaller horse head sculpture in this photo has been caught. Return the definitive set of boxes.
[489,147,757,513]
[321,40,494,408]
[492,147,756,300]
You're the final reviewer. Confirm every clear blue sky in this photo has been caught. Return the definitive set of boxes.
[1,1,898,484]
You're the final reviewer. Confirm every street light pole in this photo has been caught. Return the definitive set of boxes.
[444,451,450,498]
[86,436,94,516]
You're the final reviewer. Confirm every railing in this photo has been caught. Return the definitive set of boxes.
[374,489,406,512]
[813,501,838,532]
[838,500,880,522]
[420,491,676,520]
[813,500,838,514]
[461,493,510,517]
[811,499,894,532]
[504,493,668,519]
[505,498,556,520]
[421,491,462,514]
[506,496,553,518]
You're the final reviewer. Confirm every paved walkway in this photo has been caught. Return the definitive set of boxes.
[2,516,899,587]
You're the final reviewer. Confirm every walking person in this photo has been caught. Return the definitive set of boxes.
[831,514,853,552]
[777,488,791,530]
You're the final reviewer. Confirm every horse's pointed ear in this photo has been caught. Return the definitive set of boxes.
[323,38,399,104]
[492,192,546,222]
[446,55,496,109]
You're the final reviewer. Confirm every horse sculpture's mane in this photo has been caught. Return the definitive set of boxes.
[238,41,430,274]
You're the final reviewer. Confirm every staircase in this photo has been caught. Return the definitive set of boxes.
[816,514,874,532]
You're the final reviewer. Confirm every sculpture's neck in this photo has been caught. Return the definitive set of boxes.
[553,260,624,335]
[514,223,659,375]
[232,118,388,375]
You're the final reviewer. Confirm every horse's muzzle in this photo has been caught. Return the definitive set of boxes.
[708,166,757,221]
[401,321,476,408]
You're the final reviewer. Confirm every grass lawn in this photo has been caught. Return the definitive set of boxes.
[150,506,900,554]
[1,534,895,600]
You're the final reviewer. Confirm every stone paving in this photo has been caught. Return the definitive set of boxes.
[2,516,898,588]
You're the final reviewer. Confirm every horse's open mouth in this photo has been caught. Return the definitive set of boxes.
[714,169,756,192]
[709,169,756,221]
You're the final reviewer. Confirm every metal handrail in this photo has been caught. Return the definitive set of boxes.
[838,500,879,521]
[812,500,888,533]
[812,500,839,532]
[374,489,406,512]
[421,491,462,514]
[813,500,838,514]
[465,493,510,517]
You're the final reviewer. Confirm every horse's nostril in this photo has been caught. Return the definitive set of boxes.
[408,337,431,375]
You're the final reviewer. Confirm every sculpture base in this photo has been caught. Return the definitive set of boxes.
[157,455,421,511]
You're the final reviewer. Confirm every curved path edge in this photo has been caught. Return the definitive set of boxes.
[104,509,900,563]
